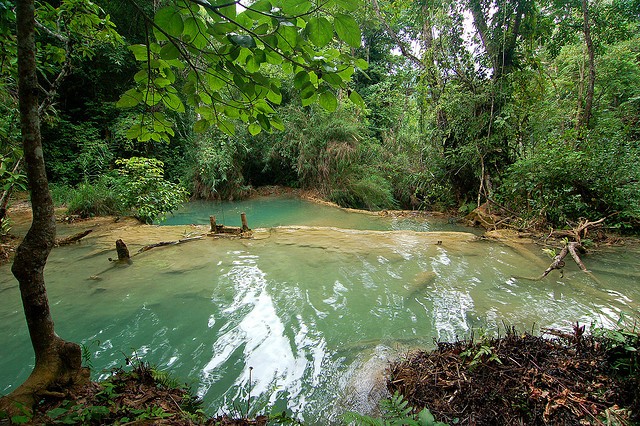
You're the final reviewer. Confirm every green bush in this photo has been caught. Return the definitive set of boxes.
[66,177,123,218]
[115,157,188,224]
[498,135,640,230]
[329,171,396,210]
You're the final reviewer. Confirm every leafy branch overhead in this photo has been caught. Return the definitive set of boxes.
[117,0,368,142]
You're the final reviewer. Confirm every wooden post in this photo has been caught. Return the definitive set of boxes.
[210,215,217,232]
[241,212,249,232]
[115,239,130,262]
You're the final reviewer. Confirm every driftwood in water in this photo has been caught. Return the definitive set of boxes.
[115,239,130,261]
[549,217,607,243]
[137,236,203,253]
[55,229,92,246]
[541,242,585,278]
[209,213,251,235]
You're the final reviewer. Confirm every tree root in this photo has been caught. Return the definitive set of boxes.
[0,337,89,417]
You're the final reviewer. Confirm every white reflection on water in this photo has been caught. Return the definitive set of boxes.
[199,251,326,415]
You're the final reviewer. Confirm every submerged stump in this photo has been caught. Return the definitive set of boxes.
[115,239,130,262]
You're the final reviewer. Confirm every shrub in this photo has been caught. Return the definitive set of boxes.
[66,177,123,218]
[115,157,188,223]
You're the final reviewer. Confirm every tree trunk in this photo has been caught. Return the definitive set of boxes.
[579,0,595,131]
[1,0,88,414]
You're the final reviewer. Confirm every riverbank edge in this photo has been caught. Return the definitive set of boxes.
[6,325,639,425]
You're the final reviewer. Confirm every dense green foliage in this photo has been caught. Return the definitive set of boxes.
[1,0,638,231]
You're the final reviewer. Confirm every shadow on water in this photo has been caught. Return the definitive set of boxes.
[1,197,639,422]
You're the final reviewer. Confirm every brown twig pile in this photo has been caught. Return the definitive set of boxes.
[388,327,638,425]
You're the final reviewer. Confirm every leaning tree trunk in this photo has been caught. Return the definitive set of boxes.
[1,0,88,415]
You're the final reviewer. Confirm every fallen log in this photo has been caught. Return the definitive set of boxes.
[55,229,92,246]
[137,236,203,253]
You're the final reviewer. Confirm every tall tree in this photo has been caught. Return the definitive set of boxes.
[578,0,595,131]
[1,0,89,416]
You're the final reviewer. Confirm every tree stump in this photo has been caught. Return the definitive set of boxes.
[116,239,130,262]
[241,212,250,232]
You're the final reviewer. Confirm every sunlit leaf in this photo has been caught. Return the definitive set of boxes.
[128,44,148,61]
[319,91,338,112]
[305,17,333,48]
[217,119,236,135]
[334,14,361,48]
[248,122,262,136]
[116,88,141,108]
[277,24,298,52]
[355,58,368,70]
[267,87,282,104]
[154,6,184,38]
[280,0,312,15]
[162,92,185,112]
[334,0,361,11]
[348,89,365,107]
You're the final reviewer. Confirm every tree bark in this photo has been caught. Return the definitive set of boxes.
[579,0,595,131]
[1,0,88,414]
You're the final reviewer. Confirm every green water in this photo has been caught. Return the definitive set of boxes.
[1,198,639,423]
[158,197,465,232]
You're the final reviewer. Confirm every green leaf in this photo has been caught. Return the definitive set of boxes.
[355,58,369,70]
[129,44,148,61]
[338,66,354,80]
[248,122,262,136]
[348,89,365,107]
[280,0,312,15]
[162,92,185,113]
[256,113,271,131]
[255,100,275,114]
[116,89,142,108]
[321,72,343,86]
[300,83,316,99]
[227,34,257,48]
[46,407,69,419]
[319,91,338,112]
[154,6,184,38]
[301,93,317,106]
[417,408,436,426]
[217,119,235,135]
[334,14,361,48]
[270,116,285,131]
[334,0,361,11]
[219,4,236,20]
[194,119,210,133]
[126,123,143,139]
[205,70,227,91]
[209,22,237,35]
[305,17,333,48]
[183,16,208,49]
[277,24,298,52]
[159,43,180,60]
[267,87,282,104]
[10,416,30,424]
[294,70,310,89]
